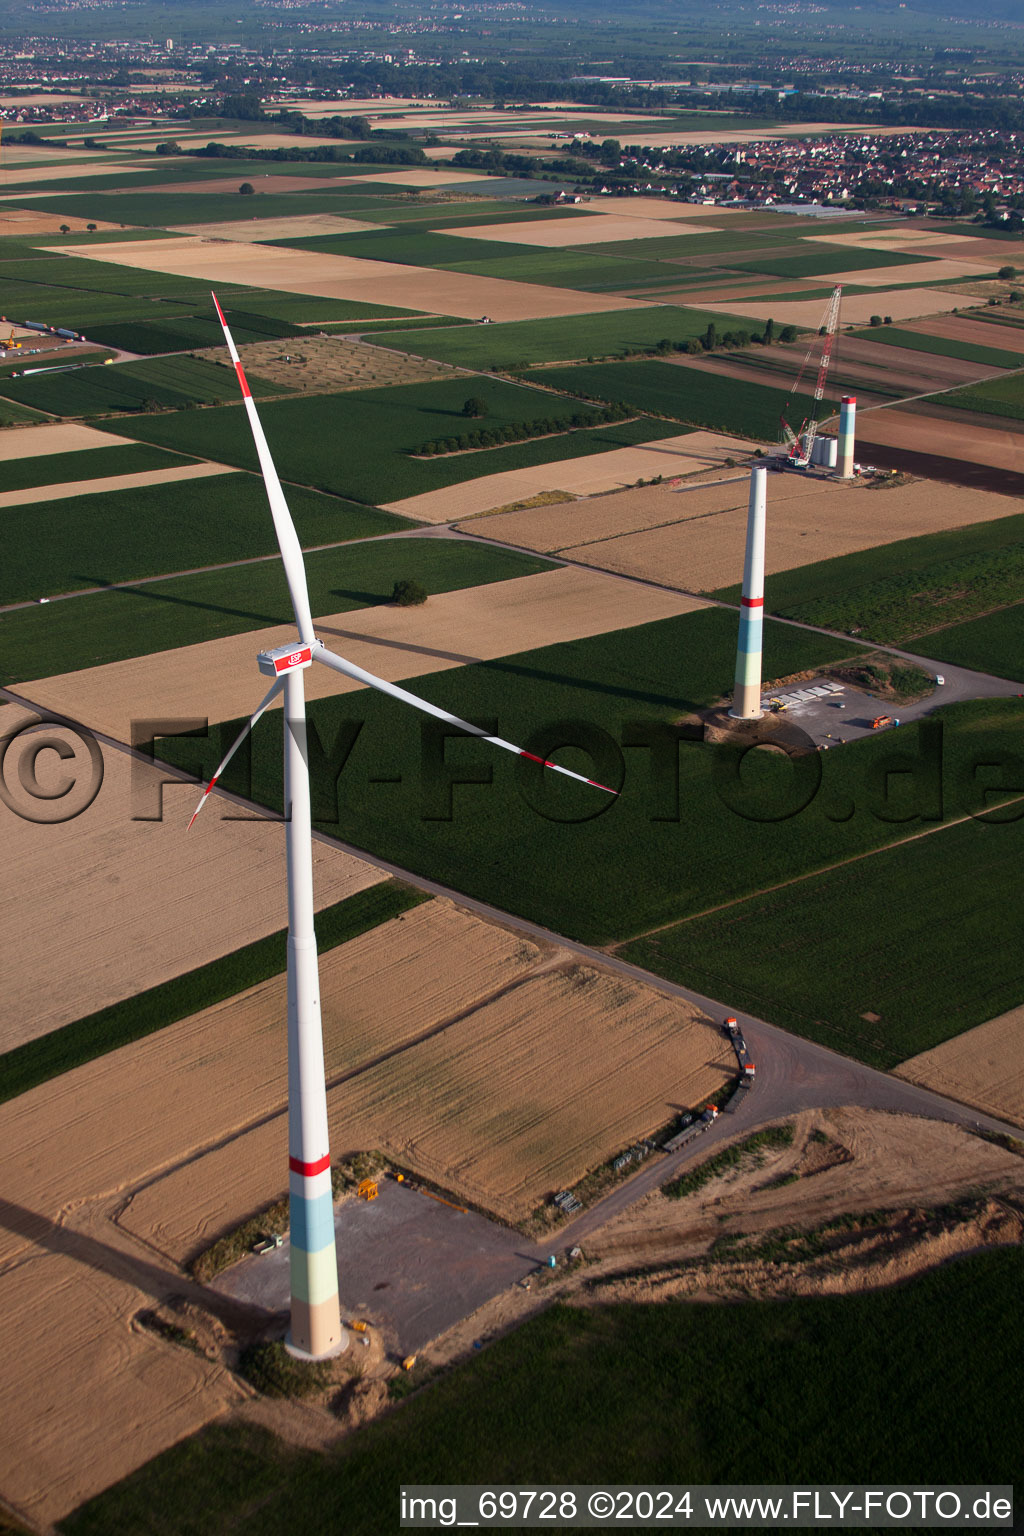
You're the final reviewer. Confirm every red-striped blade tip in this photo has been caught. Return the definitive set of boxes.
[211,290,227,326]
[519,749,618,795]
[186,774,219,831]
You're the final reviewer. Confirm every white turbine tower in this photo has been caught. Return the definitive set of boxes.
[190,294,617,1360]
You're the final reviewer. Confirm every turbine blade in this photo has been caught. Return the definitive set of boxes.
[188,676,285,830]
[313,643,617,795]
[212,292,315,645]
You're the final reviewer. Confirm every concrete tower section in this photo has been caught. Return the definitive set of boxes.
[729,464,767,721]
[838,395,857,478]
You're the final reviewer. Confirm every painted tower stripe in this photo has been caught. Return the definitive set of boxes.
[290,1152,331,1177]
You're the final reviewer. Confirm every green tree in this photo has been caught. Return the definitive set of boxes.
[703,322,717,351]
[998,265,1017,280]
[869,314,883,327]
[392,578,428,607]
[461,396,486,418]
[239,183,255,196]
[763,317,775,346]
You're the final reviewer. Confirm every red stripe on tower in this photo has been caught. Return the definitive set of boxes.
[740,596,763,609]
[289,1153,331,1177]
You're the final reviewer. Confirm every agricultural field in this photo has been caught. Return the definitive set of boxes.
[146,605,893,947]
[83,301,428,353]
[524,358,833,441]
[895,1006,1024,1128]
[367,306,757,369]
[0,538,556,683]
[58,1249,1024,1536]
[919,603,1024,682]
[0,353,291,417]
[8,186,414,228]
[721,246,932,280]
[939,370,1024,422]
[0,473,413,605]
[21,568,704,741]
[0,702,388,1049]
[716,500,1024,646]
[622,710,1024,1070]
[851,324,1024,370]
[224,335,456,393]
[108,376,684,504]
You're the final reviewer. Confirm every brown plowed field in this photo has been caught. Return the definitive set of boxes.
[857,402,1024,475]
[904,314,1024,353]
[663,339,995,401]
[174,215,385,242]
[56,236,651,323]
[382,432,750,521]
[822,259,994,287]
[21,567,709,740]
[895,1006,1024,1129]
[0,702,384,1049]
[471,472,1023,593]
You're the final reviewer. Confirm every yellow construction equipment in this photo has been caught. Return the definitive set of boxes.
[357,1177,379,1201]
[0,328,22,352]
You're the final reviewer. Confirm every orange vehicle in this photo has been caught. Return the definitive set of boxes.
[871,715,893,729]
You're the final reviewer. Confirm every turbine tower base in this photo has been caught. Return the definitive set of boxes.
[284,1331,350,1363]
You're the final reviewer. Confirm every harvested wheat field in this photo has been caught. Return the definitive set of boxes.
[57,236,650,323]
[0,458,230,512]
[174,215,385,241]
[442,216,721,247]
[895,1006,1024,1129]
[343,167,499,188]
[701,289,968,328]
[469,471,1024,591]
[383,432,750,522]
[220,334,454,392]
[857,402,1024,473]
[0,702,384,1049]
[822,259,994,288]
[116,936,730,1260]
[0,1244,242,1531]
[904,314,1024,354]
[22,566,708,740]
[0,421,132,460]
[0,158,150,187]
[579,1107,1024,1296]
[0,204,124,231]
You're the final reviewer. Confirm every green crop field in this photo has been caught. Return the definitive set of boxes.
[625,706,1024,1067]
[1,473,413,606]
[568,227,809,261]
[9,187,410,227]
[380,308,758,370]
[151,608,911,949]
[59,1250,1024,1535]
[720,246,931,279]
[443,247,680,292]
[0,352,291,417]
[108,376,684,503]
[0,442,192,493]
[0,396,47,426]
[83,300,428,353]
[852,325,1024,369]
[939,371,1024,422]
[714,508,1024,645]
[268,228,533,266]
[527,358,831,440]
[0,538,555,684]
[920,603,1024,682]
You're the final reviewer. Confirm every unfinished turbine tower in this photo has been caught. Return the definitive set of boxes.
[188,295,616,1359]
[730,463,767,720]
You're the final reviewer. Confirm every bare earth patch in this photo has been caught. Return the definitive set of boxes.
[904,314,1024,353]
[56,236,652,323]
[20,566,709,740]
[582,1107,1024,1285]
[215,334,454,392]
[895,1007,1024,1129]
[0,702,384,1050]
[383,432,751,522]
[0,459,231,514]
[821,259,994,288]
[857,403,1024,473]
[470,471,1024,592]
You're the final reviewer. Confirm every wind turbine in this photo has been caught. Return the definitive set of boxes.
[189,294,617,1360]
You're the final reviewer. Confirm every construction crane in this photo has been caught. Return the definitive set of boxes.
[0,327,22,353]
[780,284,842,468]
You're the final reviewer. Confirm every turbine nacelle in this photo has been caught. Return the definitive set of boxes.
[258,641,314,677]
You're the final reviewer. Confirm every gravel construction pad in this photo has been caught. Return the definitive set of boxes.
[214,1178,531,1355]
